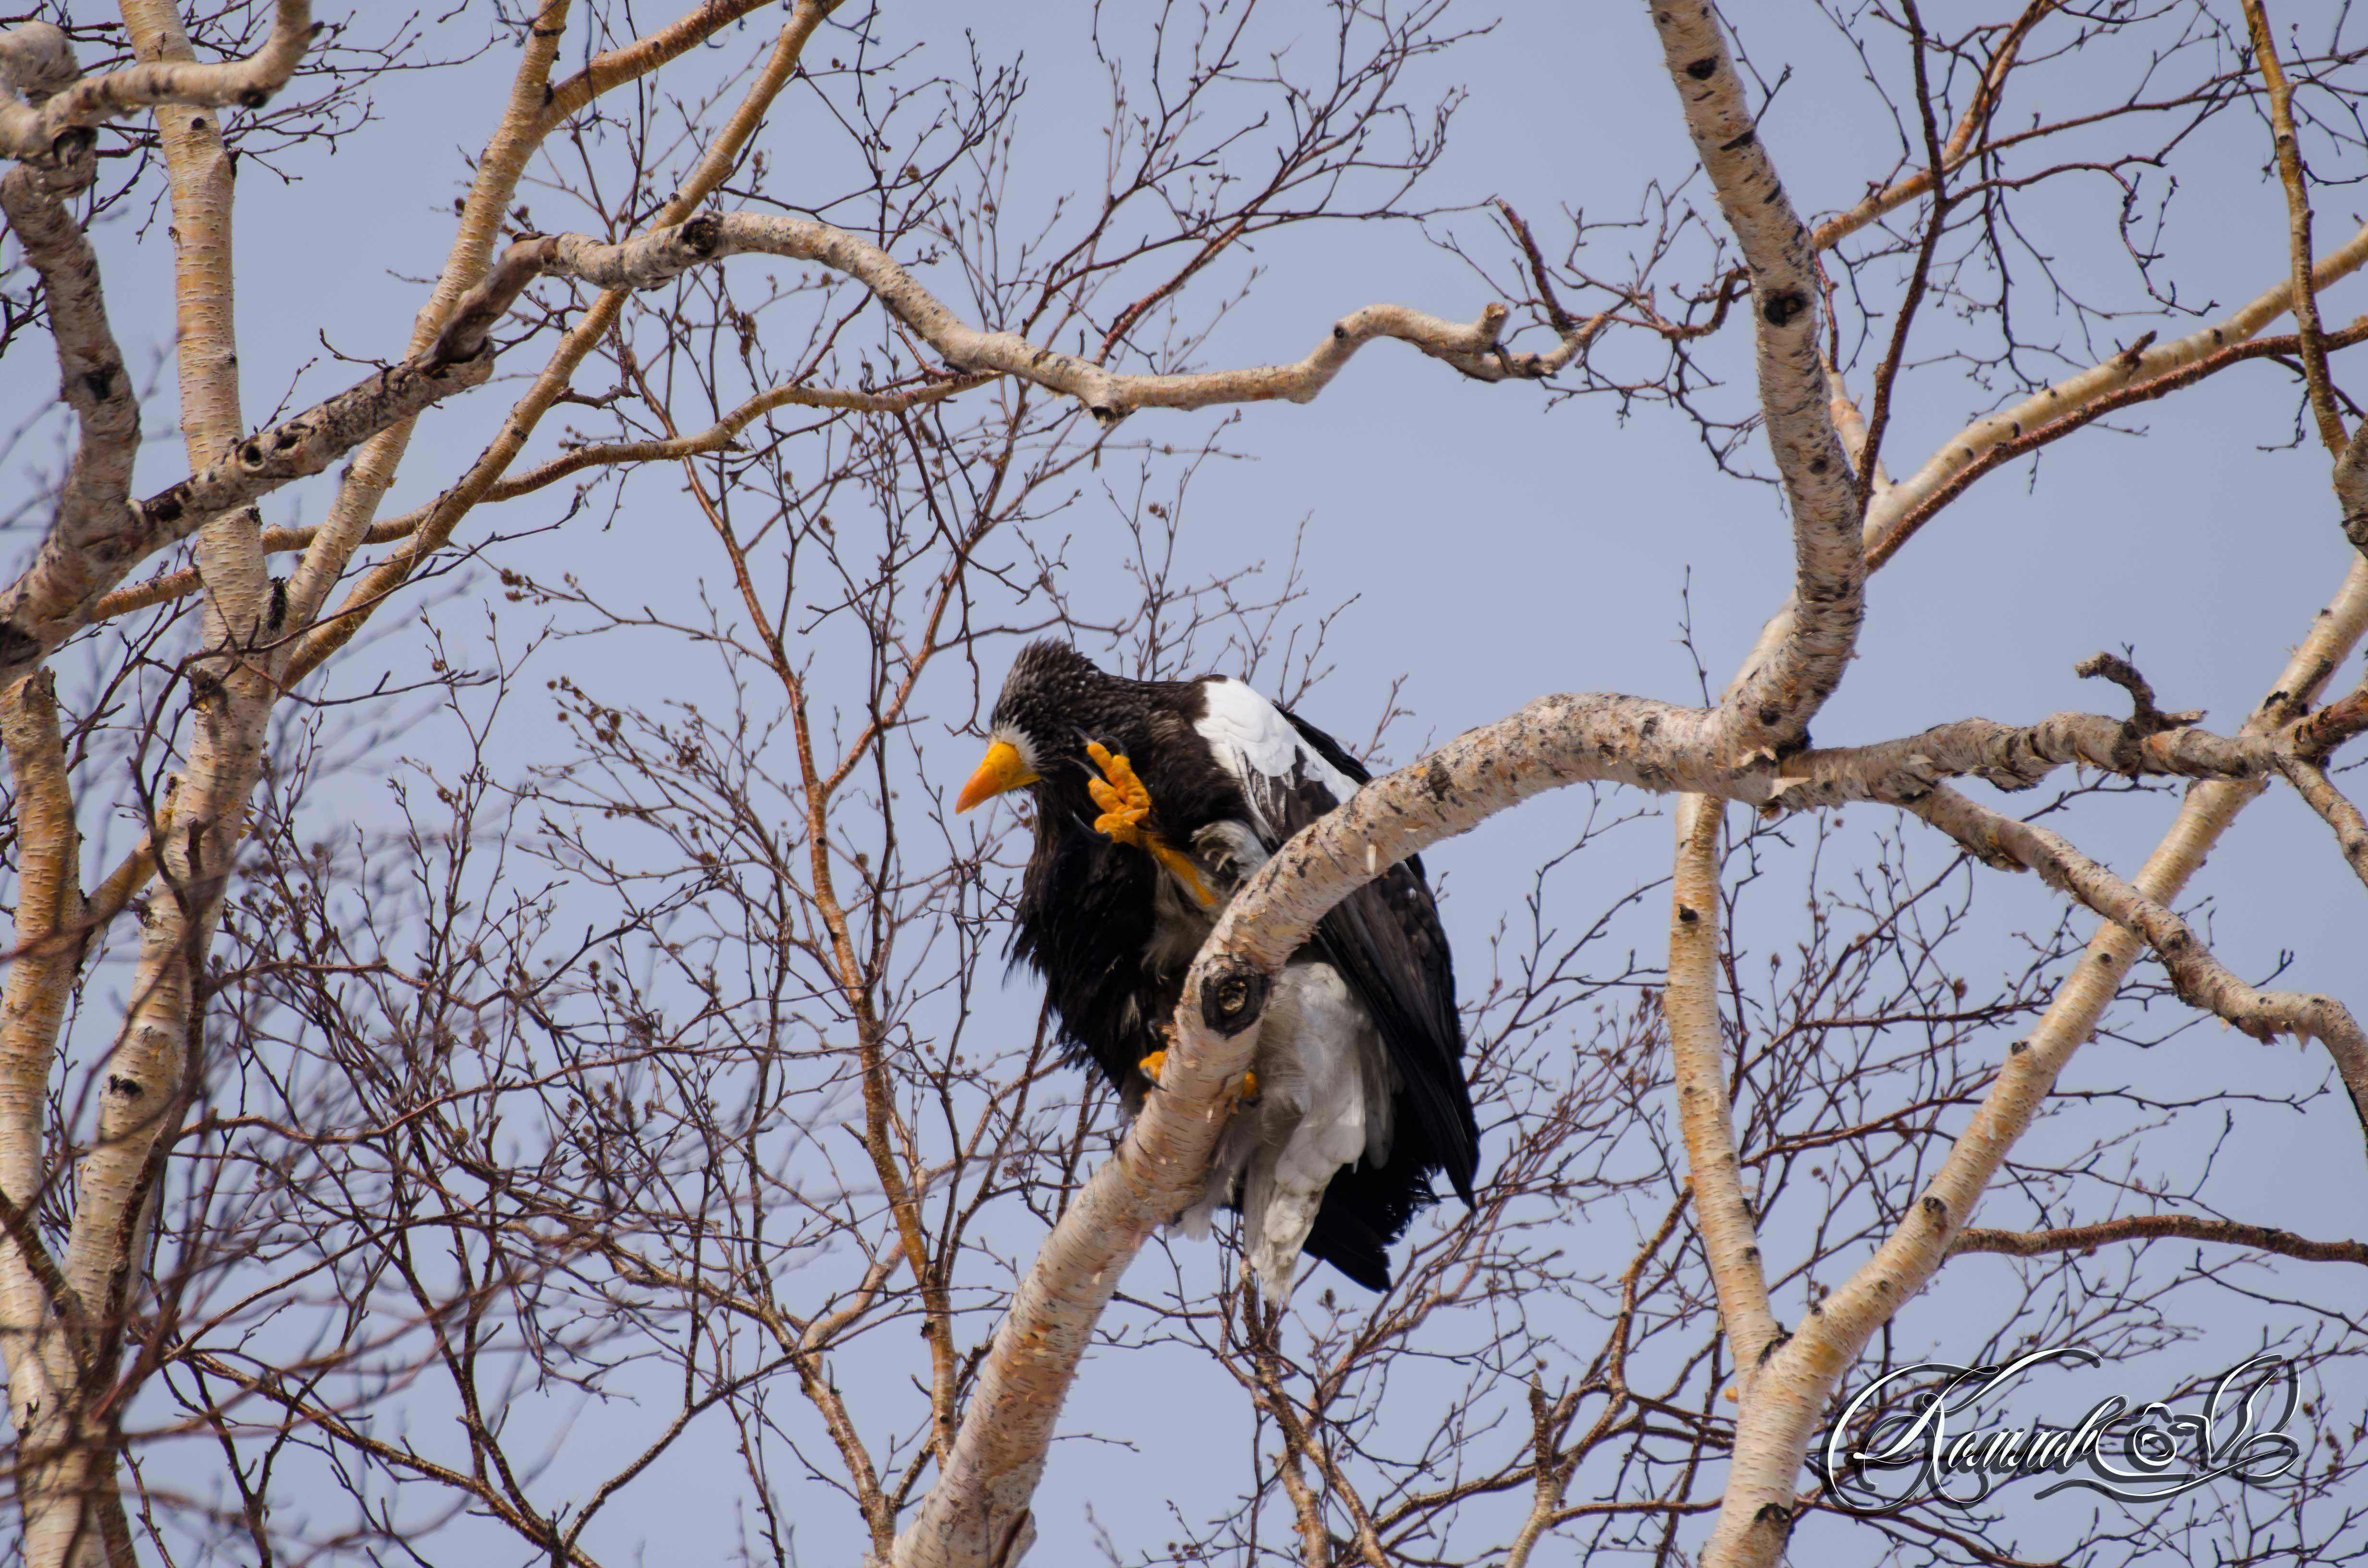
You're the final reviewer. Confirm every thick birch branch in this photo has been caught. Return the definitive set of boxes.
[900,679,1897,1563]
[0,165,138,692]
[1765,652,2316,810]
[0,671,109,1568]
[1903,782,2368,1134]
[20,9,306,1555]
[1649,3,1862,756]
[0,163,535,689]
[523,212,1593,426]
[1659,170,2368,1556]
[1665,796,1780,1380]
[1733,225,2368,746]
[1638,0,1867,1467]
[113,0,281,673]
[0,25,77,145]
[2279,755,2368,892]
[1950,1215,2368,1265]
[1656,12,2368,1548]
[0,6,312,163]
[0,672,86,1393]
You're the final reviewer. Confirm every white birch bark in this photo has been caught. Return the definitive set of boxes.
[0,673,103,1568]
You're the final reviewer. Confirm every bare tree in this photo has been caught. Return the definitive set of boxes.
[1,1,2365,1566]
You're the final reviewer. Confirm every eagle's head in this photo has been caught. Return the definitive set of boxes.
[955,640,1128,813]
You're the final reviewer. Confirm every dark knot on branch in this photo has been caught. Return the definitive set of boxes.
[1197,956,1271,1038]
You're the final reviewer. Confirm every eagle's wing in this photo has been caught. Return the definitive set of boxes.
[1193,678,1479,1204]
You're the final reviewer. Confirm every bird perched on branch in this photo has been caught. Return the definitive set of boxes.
[955,640,1479,1301]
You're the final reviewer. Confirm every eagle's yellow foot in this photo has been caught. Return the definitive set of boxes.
[1084,741,1217,906]
[1138,1049,1167,1086]
[1084,741,1152,844]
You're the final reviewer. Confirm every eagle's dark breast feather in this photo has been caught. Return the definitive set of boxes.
[1010,678,1237,1091]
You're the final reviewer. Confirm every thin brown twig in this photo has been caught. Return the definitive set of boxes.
[2242,0,2347,453]
[1951,1214,2368,1265]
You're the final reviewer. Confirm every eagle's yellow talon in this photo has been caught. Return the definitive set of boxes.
[1086,741,1217,906]
[1085,742,1154,845]
[1138,1049,1167,1085]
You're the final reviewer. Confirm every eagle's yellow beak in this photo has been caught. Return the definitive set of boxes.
[956,739,1040,812]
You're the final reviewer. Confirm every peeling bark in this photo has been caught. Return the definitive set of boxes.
[0,167,138,693]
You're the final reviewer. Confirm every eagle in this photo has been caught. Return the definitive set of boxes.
[955,641,1479,1302]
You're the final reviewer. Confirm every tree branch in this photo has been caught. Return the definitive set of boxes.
[274,0,579,637]
[1950,1215,2368,1265]
[1808,0,2053,253]
[1868,216,2368,554]
[2241,0,2346,454]
[1655,7,1867,755]
[0,6,312,164]
[898,669,1887,1563]
[0,163,138,694]
[1871,318,2368,569]
[1767,653,2295,811]
[1902,781,2368,1139]
[1694,538,2368,1568]
[1666,796,1781,1384]
[0,343,494,690]
[84,371,993,622]
[537,0,777,134]
[0,671,88,1374]
[2280,755,2368,892]
[520,213,1591,428]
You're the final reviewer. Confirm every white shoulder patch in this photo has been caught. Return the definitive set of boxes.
[1193,678,1360,802]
